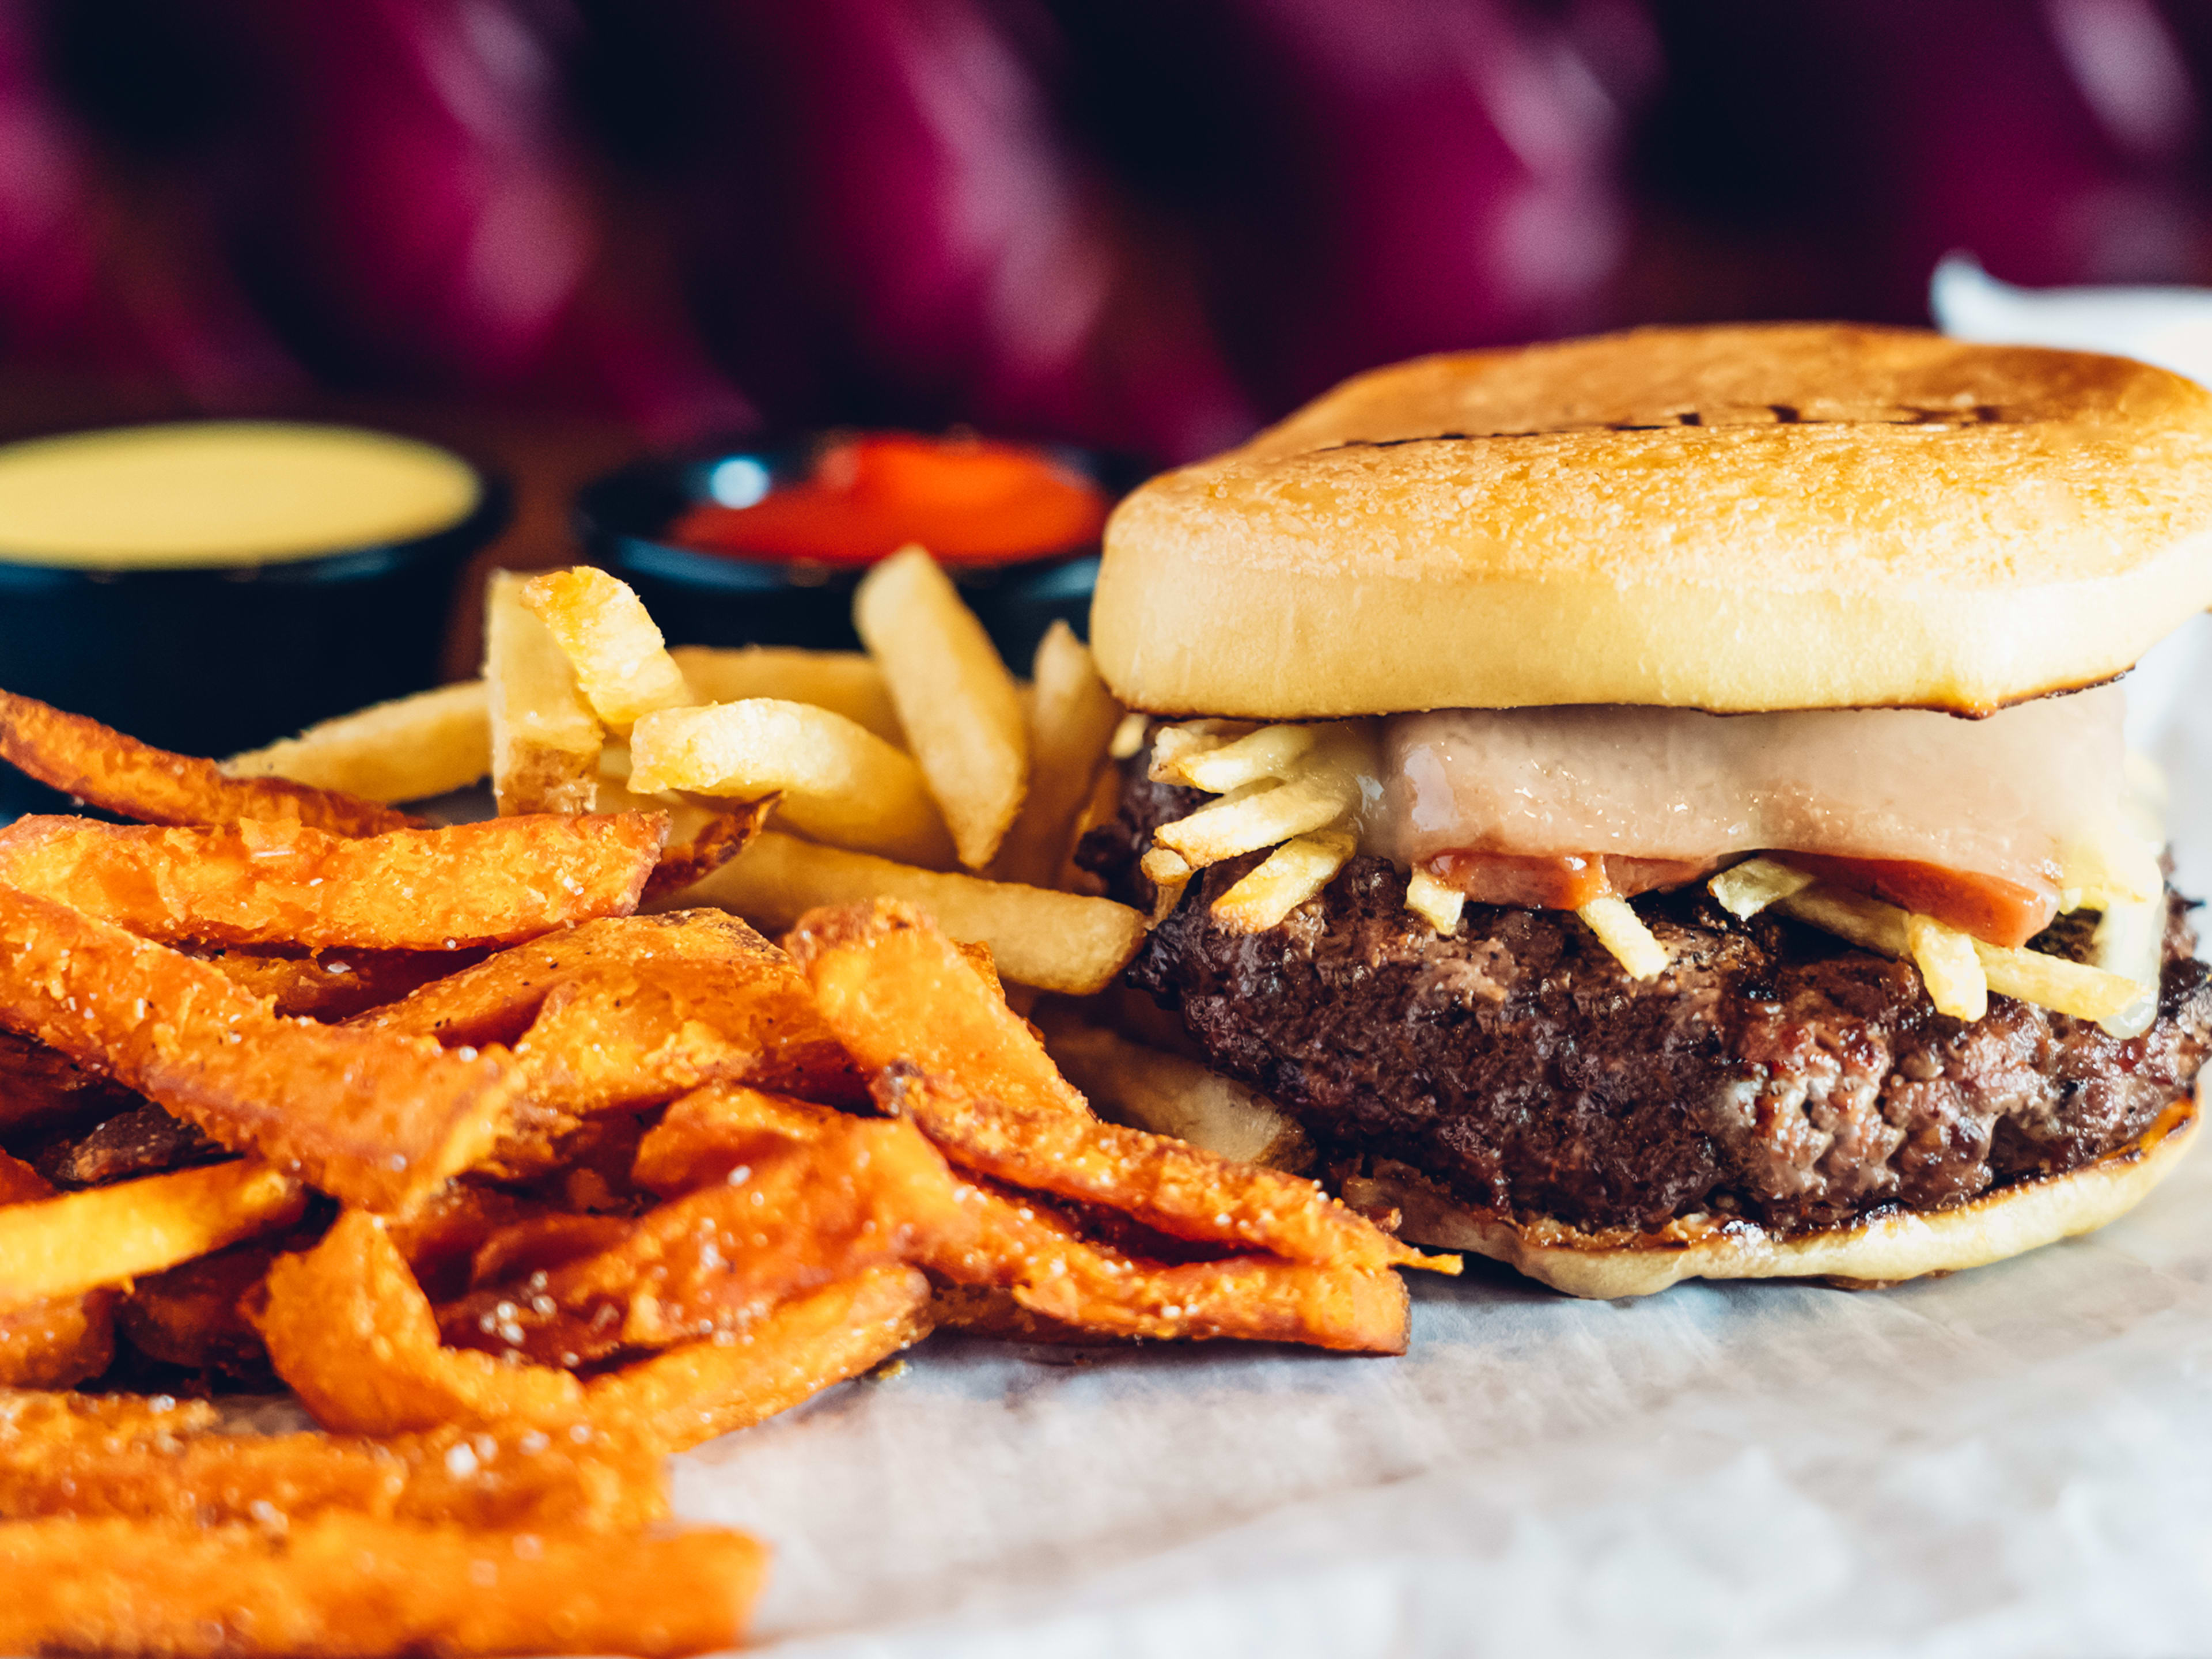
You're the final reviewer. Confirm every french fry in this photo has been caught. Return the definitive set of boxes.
[0,813,665,952]
[670,645,905,745]
[1577,894,1669,979]
[521,569,696,732]
[485,570,602,816]
[0,1516,766,1659]
[990,622,1124,888]
[1707,856,1816,919]
[0,1393,664,1531]
[1033,1013,1313,1172]
[1403,867,1464,934]
[1108,710,1149,759]
[693,831,1145,996]
[787,898,1090,1117]
[0,889,524,1213]
[921,1181,1411,1354]
[0,687,416,836]
[582,1263,934,1453]
[224,682,491,804]
[0,1160,305,1312]
[628,699,956,868]
[854,546,1029,869]
[1210,828,1355,931]
[256,1213,589,1435]
[1906,911,1989,1021]
[1158,722,1317,794]
[873,1066,1446,1274]
[354,909,785,1047]
[444,1094,966,1364]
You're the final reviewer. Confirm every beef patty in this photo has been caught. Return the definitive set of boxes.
[1080,762,2212,1235]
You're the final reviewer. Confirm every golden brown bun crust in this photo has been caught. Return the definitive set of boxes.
[1339,1091,2199,1298]
[1093,324,2212,715]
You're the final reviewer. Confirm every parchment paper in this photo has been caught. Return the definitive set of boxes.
[676,289,2212,1657]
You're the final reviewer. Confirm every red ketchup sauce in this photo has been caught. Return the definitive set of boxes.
[666,433,1108,566]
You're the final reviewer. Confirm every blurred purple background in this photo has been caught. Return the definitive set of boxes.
[7,0,2212,465]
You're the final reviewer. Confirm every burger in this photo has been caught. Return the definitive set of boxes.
[1076,323,2212,1296]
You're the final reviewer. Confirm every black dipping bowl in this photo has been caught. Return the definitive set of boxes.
[577,436,1145,671]
[0,464,506,820]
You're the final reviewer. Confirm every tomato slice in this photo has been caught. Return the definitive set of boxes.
[1425,851,1713,909]
[1774,853,2057,948]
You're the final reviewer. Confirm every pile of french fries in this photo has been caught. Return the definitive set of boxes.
[0,548,1450,1657]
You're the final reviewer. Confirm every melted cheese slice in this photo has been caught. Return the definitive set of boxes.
[1372,685,2136,902]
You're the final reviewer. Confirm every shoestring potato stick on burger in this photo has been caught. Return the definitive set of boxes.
[0,604,1437,1649]
[1081,323,2212,1297]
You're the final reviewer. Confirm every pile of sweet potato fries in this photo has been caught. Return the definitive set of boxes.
[0,585,1449,1654]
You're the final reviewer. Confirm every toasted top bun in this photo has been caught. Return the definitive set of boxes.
[1091,324,2212,716]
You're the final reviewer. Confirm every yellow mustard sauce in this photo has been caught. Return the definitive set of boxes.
[0,422,480,569]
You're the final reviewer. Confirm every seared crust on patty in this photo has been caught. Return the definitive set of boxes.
[1081,762,2212,1236]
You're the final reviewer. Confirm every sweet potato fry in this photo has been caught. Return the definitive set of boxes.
[0,1385,218,1440]
[353,909,785,1048]
[787,899,1087,1119]
[443,1095,967,1365]
[0,891,524,1213]
[0,1156,115,1387]
[256,1212,588,1435]
[199,946,483,1021]
[0,688,416,835]
[638,794,775,904]
[628,1083,842,1195]
[0,1029,138,1139]
[115,1232,296,1376]
[382,1184,555,1302]
[922,1181,1410,1354]
[584,1263,934,1453]
[0,1159,306,1312]
[0,1515,766,1659]
[512,955,863,1119]
[0,1287,115,1389]
[0,1392,664,1531]
[0,813,665,951]
[874,1066,1450,1274]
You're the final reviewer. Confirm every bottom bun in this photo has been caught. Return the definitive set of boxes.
[1339,1089,2201,1299]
